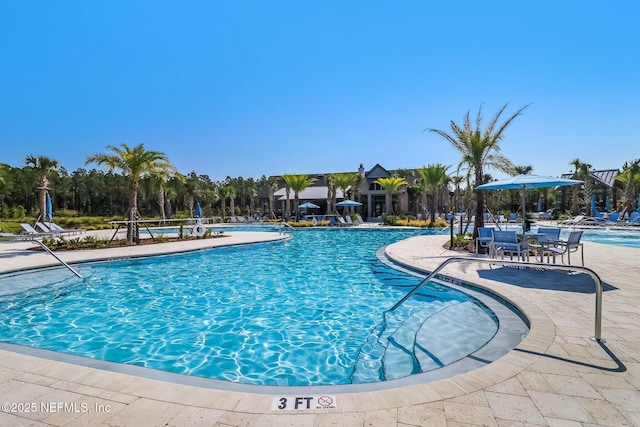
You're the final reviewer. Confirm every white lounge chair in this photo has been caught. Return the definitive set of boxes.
[20,223,51,237]
[559,215,586,226]
[35,222,51,233]
[48,222,84,235]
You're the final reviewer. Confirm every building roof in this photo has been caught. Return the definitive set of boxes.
[561,169,619,188]
[274,186,346,201]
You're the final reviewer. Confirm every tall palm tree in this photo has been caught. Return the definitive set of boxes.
[325,174,336,215]
[416,164,450,225]
[375,176,407,215]
[616,159,640,214]
[330,172,360,213]
[24,155,59,220]
[427,103,528,237]
[149,163,180,224]
[266,176,280,219]
[570,158,593,215]
[86,143,171,244]
[282,174,317,221]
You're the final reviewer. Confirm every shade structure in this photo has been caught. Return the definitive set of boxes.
[476,174,583,231]
[591,194,597,216]
[335,200,362,207]
[299,202,320,209]
[45,193,53,222]
[194,201,202,218]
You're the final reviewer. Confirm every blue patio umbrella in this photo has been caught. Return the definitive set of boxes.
[591,194,596,215]
[335,200,362,207]
[194,201,202,218]
[299,202,320,209]
[477,174,583,232]
[605,196,611,212]
[45,192,53,222]
[537,198,542,212]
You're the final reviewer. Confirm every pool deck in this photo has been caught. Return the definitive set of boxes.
[1,228,639,426]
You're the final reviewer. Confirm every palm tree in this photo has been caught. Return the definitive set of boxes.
[282,174,317,221]
[616,159,640,214]
[375,176,407,215]
[511,164,533,175]
[24,155,59,221]
[427,103,528,237]
[416,164,450,225]
[266,176,280,219]
[570,158,593,215]
[330,172,360,213]
[149,164,180,224]
[86,143,171,244]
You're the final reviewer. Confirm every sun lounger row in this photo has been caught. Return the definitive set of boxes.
[20,222,84,237]
[559,212,640,227]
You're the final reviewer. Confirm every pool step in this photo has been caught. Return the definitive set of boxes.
[351,300,498,383]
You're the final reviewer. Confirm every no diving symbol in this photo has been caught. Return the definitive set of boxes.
[317,396,333,407]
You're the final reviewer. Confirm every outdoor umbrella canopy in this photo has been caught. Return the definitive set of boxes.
[299,202,320,209]
[605,196,611,212]
[476,174,583,231]
[591,194,597,216]
[335,200,362,207]
[194,201,202,218]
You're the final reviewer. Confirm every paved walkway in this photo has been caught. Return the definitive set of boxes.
[0,230,639,426]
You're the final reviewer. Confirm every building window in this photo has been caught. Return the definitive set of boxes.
[369,182,382,191]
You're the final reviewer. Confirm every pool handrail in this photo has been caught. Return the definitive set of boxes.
[388,257,604,342]
[32,238,83,279]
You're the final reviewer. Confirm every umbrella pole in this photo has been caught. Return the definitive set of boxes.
[521,188,526,232]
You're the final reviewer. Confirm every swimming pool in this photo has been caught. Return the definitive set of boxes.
[0,228,525,387]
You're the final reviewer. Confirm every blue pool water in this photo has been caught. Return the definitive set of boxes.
[0,228,506,386]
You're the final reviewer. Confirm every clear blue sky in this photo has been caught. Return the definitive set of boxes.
[1,1,638,182]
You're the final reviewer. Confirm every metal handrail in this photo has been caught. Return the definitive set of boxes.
[278,221,294,234]
[388,257,604,341]
[32,239,83,279]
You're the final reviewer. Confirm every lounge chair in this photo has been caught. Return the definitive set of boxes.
[345,215,355,225]
[548,230,584,265]
[559,215,586,226]
[356,214,365,225]
[604,212,620,225]
[20,223,52,237]
[542,209,554,221]
[625,211,640,226]
[475,227,494,254]
[489,230,528,261]
[35,222,51,233]
[48,222,84,235]
[507,213,518,223]
[230,216,237,223]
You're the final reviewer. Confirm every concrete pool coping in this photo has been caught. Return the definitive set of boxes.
[1,228,639,425]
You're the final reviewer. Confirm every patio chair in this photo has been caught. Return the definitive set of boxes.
[548,230,584,265]
[530,227,561,262]
[490,230,528,261]
[507,213,518,223]
[542,209,554,221]
[475,227,494,254]
[345,215,354,225]
[356,214,365,225]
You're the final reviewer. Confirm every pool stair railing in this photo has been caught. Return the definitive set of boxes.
[389,256,604,342]
[31,239,83,279]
